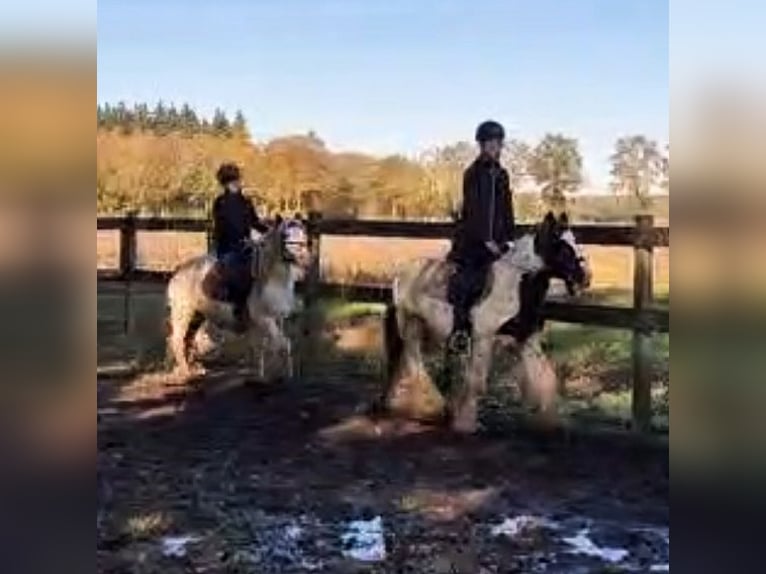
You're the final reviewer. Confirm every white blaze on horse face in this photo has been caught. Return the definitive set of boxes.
[282,221,309,266]
[283,223,306,244]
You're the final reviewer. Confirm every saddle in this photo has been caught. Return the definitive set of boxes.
[202,252,254,305]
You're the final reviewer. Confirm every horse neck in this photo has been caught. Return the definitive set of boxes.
[256,234,295,288]
[506,234,544,274]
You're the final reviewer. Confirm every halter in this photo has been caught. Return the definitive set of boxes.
[279,220,308,264]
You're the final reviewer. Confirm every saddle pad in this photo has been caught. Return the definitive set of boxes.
[201,262,230,302]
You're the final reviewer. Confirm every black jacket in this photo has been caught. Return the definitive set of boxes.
[212,191,268,257]
[450,155,515,263]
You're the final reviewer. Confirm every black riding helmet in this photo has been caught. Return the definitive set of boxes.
[475,120,505,143]
[216,162,241,186]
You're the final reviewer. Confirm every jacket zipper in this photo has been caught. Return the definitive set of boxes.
[488,167,497,244]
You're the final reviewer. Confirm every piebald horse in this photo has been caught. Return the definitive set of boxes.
[166,215,310,378]
[383,212,591,433]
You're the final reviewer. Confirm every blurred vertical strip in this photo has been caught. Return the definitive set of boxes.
[672,1,766,572]
[0,2,95,573]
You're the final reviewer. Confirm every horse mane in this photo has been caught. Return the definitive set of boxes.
[501,234,544,274]
[252,225,283,284]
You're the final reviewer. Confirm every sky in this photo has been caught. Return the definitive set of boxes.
[97,0,668,186]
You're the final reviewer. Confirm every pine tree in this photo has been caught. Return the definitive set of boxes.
[134,103,150,131]
[212,108,231,137]
[232,110,249,138]
[178,103,197,136]
[152,101,169,135]
[115,101,128,127]
[167,104,181,132]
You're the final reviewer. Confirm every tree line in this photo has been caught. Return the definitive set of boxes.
[97,102,669,219]
[97,102,249,138]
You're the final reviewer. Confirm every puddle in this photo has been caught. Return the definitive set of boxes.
[490,514,559,537]
[161,534,201,557]
[562,528,629,563]
[341,516,386,562]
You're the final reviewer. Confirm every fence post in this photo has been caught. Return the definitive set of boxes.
[119,211,138,333]
[205,220,214,254]
[301,210,322,376]
[632,214,654,432]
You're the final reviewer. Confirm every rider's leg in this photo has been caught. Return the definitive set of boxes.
[448,254,494,352]
[223,250,251,332]
[448,263,478,352]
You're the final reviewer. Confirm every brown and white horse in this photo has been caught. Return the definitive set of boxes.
[166,216,310,378]
[382,212,591,432]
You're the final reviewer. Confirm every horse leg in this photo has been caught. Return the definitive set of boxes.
[516,334,559,428]
[245,320,266,379]
[184,312,206,375]
[168,304,194,376]
[385,312,445,421]
[279,318,294,379]
[247,317,290,381]
[450,335,493,433]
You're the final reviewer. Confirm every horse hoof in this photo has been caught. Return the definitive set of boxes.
[531,411,561,434]
[451,414,478,434]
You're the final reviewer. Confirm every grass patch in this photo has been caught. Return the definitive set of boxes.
[317,299,385,322]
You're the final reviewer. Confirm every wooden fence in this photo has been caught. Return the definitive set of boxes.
[97,212,669,432]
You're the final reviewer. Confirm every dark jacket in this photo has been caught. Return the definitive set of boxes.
[450,155,515,263]
[212,191,268,257]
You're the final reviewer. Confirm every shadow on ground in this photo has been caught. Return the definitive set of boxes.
[97,283,668,573]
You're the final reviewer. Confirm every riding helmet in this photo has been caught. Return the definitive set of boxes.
[216,162,241,186]
[475,120,505,143]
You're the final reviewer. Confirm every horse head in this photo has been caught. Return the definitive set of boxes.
[258,213,310,270]
[277,213,311,269]
[534,212,592,295]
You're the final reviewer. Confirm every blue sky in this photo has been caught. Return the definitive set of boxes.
[98,0,668,185]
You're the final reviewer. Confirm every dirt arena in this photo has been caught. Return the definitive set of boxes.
[97,289,668,573]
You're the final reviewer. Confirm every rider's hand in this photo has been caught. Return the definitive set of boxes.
[485,241,502,256]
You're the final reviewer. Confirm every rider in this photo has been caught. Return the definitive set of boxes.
[447,120,516,351]
[211,162,269,329]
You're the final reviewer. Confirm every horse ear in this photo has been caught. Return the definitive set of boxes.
[540,211,556,232]
[274,213,284,226]
[558,212,569,227]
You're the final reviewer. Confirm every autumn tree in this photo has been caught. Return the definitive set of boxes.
[420,141,474,216]
[660,143,669,191]
[369,155,427,217]
[609,135,663,207]
[528,133,583,210]
[504,138,531,189]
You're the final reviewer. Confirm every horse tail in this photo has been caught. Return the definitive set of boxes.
[383,302,404,386]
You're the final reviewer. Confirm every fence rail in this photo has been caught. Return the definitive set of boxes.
[97,212,669,432]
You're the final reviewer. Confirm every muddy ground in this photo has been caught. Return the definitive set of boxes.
[97,342,668,574]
